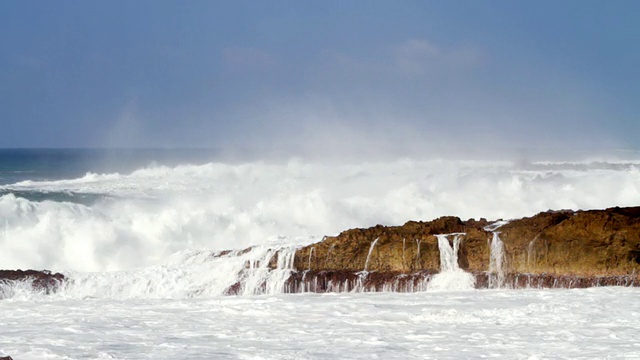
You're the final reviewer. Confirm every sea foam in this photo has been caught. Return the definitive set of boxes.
[0,159,639,272]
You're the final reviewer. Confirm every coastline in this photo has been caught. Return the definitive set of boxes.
[3,206,640,295]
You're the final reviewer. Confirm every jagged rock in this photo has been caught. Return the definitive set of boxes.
[283,271,637,292]
[0,269,65,293]
[3,207,640,297]
[500,207,640,276]
[294,206,640,281]
[285,270,437,293]
[0,356,13,360]
[294,217,491,273]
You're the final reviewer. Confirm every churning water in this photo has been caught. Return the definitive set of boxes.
[1,149,640,358]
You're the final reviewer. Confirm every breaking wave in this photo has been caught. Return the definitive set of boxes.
[0,159,639,274]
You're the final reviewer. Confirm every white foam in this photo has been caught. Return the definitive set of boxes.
[0,159,639,272]
[429,234,475,291]
[489,232,506,288]
[2,246,298,301]
[7,288,638,359]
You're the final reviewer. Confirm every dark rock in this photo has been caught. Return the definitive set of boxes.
[284,270,637,293]
[0,269,65,294]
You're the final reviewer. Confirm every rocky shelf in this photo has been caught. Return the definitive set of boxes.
[223,206,640,293]
[3,206,640,295]
[288,206,640,290]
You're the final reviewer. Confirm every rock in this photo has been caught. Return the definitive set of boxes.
[0,269,65,294]
[293,217,491,273]
[293,206,640,282]
[0,356,13,360]
[3,207,639,296]
[284,271,636,292]
[499,207,640,276]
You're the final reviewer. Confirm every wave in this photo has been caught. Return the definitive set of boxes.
[0,159,639,273]
[0,189,108,206]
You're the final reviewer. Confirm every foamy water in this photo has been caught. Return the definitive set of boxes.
[1,159,639,272]
[1,288,639,359]
[1,157,639,359]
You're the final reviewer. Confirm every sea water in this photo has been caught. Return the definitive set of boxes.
[2,289,639,359]
[1,149,640,358]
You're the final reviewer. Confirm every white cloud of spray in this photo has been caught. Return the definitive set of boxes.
[1,159,639,272]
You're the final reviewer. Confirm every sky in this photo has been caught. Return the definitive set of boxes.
[0,1,638,157]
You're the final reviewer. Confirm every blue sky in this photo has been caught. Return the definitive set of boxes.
[1,1,638,155]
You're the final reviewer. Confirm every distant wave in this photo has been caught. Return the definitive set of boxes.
[0,159,638,272]
[0,189,108,205]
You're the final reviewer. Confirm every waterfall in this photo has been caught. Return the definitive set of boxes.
[353,238,380,292]
[43,246,300,299]
[436,233,464,272]
[427,233,475,291]
[363,237,380,272]
[489,232,506,288]
[238,246,297,296]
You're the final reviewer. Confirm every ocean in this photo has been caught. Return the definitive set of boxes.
[1,148,640,359]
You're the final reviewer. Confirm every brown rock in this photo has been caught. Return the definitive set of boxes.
[500,207,640,276]
[293,206,640,281]
[294,216,491,273]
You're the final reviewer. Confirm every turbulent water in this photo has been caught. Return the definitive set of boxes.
[1,149,640,358]
[2,289,640,359]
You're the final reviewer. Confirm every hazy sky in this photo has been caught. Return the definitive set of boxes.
[1,1,638,155]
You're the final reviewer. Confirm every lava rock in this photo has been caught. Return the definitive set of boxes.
[293,206,640,281]
[0,269,65,294]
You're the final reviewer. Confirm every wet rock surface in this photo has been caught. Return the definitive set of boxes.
[3,207,640,296]
[0,269,65,293]
[293,206,640,287]
[284,271,637,292]
[294,216,491,273]
[500,207,640,276]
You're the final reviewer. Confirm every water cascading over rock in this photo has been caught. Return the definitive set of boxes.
[4,207,640,299]
[488,232,506,288]
[427,234,476,291]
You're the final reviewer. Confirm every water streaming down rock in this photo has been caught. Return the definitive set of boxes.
[0,246,300,299]
[489,232,506,288]
[228,246,297,296]
[363,237,380,272]
[5,206,640,299]
[353,238,380,292]
[427,233,475,290]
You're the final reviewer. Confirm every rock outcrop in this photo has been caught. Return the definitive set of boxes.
[293,216,491,273]
[291,206,640,289]
[3,207,640,297]
[499,207,640,276]
[0,269,65,294]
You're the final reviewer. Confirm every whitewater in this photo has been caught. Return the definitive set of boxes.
[2,158,639,272]
[2,289,639,359]
[2,154,640,358]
